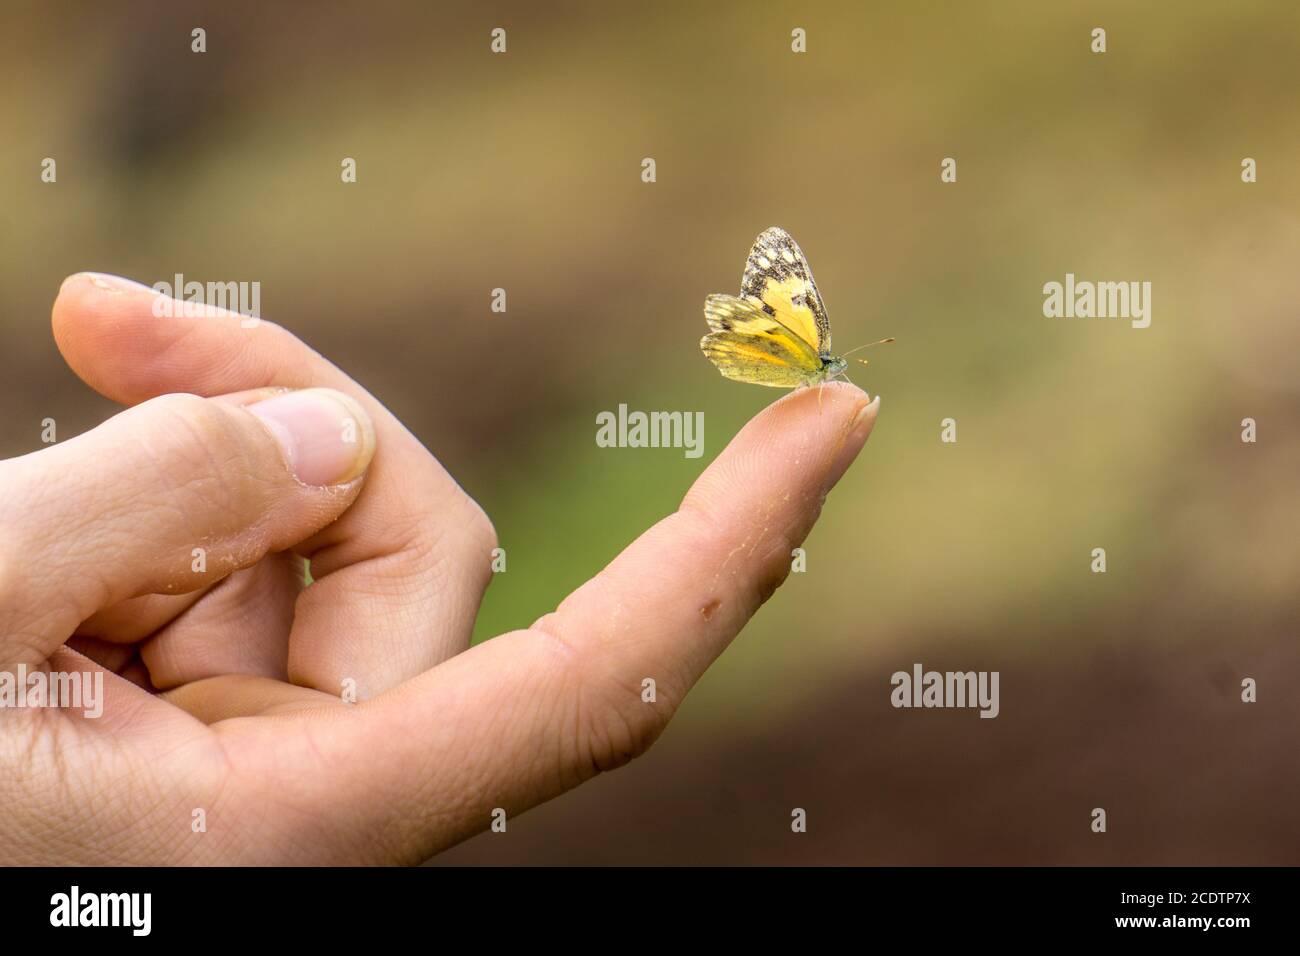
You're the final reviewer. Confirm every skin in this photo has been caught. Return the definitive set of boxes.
[0,273,878,865]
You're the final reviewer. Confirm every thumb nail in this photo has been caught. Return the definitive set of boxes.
[247,388,376,486]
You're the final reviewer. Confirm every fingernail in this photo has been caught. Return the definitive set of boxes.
[247,388,376,486]
[67,272,159,296]
[823,395,879,492]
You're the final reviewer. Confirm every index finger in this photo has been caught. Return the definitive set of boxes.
[321,382,877,860]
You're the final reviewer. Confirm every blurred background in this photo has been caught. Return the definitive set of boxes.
[1,1,1298,864]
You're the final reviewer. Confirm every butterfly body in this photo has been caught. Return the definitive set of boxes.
[701,227,881,389]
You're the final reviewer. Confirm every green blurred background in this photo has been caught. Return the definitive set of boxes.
[2,1,1297,863]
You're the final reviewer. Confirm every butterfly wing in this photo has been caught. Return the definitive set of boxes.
[700,293,821,387]
[740,226,833,357]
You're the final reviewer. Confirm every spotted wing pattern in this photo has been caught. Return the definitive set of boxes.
[739,226,832,357]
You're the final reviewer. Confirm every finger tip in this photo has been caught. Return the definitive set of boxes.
[703,383,875,504]
[50,273,196,403]
[51,273,87,329]
[773,384,878,492]
[793,379,869,404]
[757,381,872,437]
[51,276,100,364]
[52,273,126,342]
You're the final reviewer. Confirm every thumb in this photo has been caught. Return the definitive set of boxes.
[0,388,376,669]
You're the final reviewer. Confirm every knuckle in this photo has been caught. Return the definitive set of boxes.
[142,391,214,425]
[460,499,498,567]
[0,478,29,603]
[573,653,674,776]
[526,619,675,781]
[387,474,498,580]
[141,393,235,462]
[133,393,271,510]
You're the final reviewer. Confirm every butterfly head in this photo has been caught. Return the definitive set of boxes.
[823,355,849,379]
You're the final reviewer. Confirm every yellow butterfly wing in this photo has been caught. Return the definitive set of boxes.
[700,294,821,387]
[740,226,832,357]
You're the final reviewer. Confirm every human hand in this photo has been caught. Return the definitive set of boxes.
[0,273,877,864]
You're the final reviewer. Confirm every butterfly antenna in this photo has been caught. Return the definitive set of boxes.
[840,337,895,358]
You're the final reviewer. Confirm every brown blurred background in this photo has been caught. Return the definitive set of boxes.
[1,1,1297,864]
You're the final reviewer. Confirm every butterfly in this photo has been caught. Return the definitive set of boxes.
[700,226,892,388]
